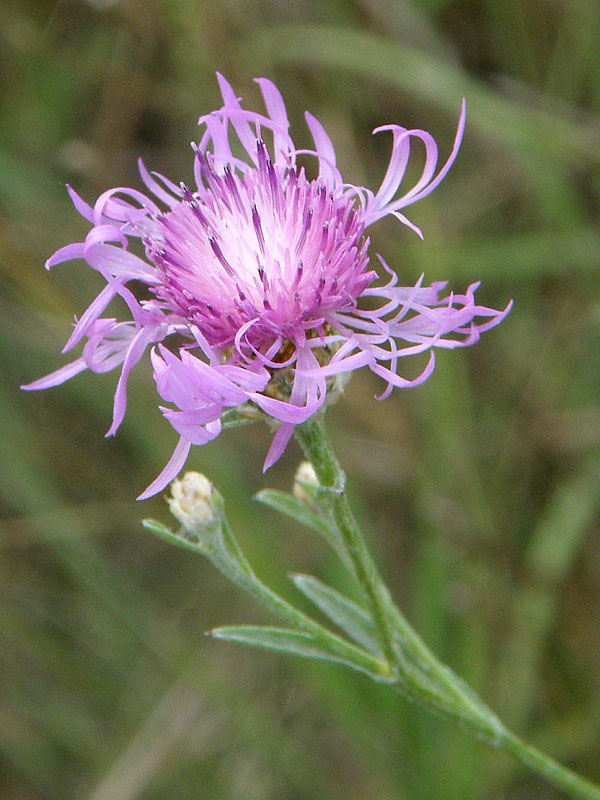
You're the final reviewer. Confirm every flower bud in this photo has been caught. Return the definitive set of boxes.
[293,461,319,504]
[168,472,218,530]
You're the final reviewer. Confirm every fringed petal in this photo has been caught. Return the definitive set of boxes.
[304,112,341,185]
[161,407,223,443]
[66,184,95,222]
[299,348,373,379]
[81,321,133,372]
[370,351,436,392]
[106,325,162,437]
[138,159,180,208]
[92,187,160,227]
[364,100,466,230]
[252,344,325,427]
[254,77,292,165]
[21,357,88,391]
[63,284,118,353]
[214,73,260,164]
[369,125,411,209]
[263,422,295,471]
[45,242,86,270]
[84,240,159,283]
[137,436,192,501]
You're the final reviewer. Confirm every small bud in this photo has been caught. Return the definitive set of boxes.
[293,461,319,504]
[168,472,218,530]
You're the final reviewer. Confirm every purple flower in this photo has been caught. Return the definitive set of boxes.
[23,74,511,499]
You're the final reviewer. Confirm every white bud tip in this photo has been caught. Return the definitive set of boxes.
[293,461,319,502]
[168,471,215,528]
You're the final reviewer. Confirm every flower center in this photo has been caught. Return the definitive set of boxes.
[144,141,374,349]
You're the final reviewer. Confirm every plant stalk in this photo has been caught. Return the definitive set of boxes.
[294,415,600,800]
[294,415,400,673]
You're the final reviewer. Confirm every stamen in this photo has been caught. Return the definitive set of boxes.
[344,207,357,234]
[295,207,313,253]
[267,160,280,211]
[161,248,185,268]
[251,204,266,253]
[291,261,303,289]
[180,183,194,203]
[223,165,245,213]
[195,151,221,197]
[256,139,268,173]
[209,236,234,276]
[189,202,209,227]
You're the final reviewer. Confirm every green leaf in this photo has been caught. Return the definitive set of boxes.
[210,625,360,668]
[291,574,380,654]
[142,519,208,555]
[255,489,338,545]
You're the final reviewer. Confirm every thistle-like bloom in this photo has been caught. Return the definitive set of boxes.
[23,75,510,498]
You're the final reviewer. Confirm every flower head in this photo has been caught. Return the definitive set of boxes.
[23,74,510,498]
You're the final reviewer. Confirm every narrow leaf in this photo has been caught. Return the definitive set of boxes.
[255,488,337,542]
[210,625,359,669]
[142,518,207,555]
[291,574,380,653]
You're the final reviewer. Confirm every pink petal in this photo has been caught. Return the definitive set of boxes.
[304,112,340,184]
[46,243,86,270]
[21,357,88,390]
[63,284,118,353]
[106,326,157,437]
[66,184,94,222]
[138,159,179,208]
[263,422,295,471]
[137,436,192,501]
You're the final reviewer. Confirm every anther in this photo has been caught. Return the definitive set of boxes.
[292,261,303,289]
[256,139,268,171]
[251,204,266,253]
[209,236,234,276]
[295,208,313,253]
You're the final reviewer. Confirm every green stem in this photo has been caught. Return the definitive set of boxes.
[294,415,400,673]
[215,517,393,680]
[294,415,600,800]
[499,731,600,800]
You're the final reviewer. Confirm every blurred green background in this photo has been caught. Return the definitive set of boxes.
[2,0,600,798]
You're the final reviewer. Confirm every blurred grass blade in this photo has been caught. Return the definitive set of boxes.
[242,24,600,166]
[494,456,600,729]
